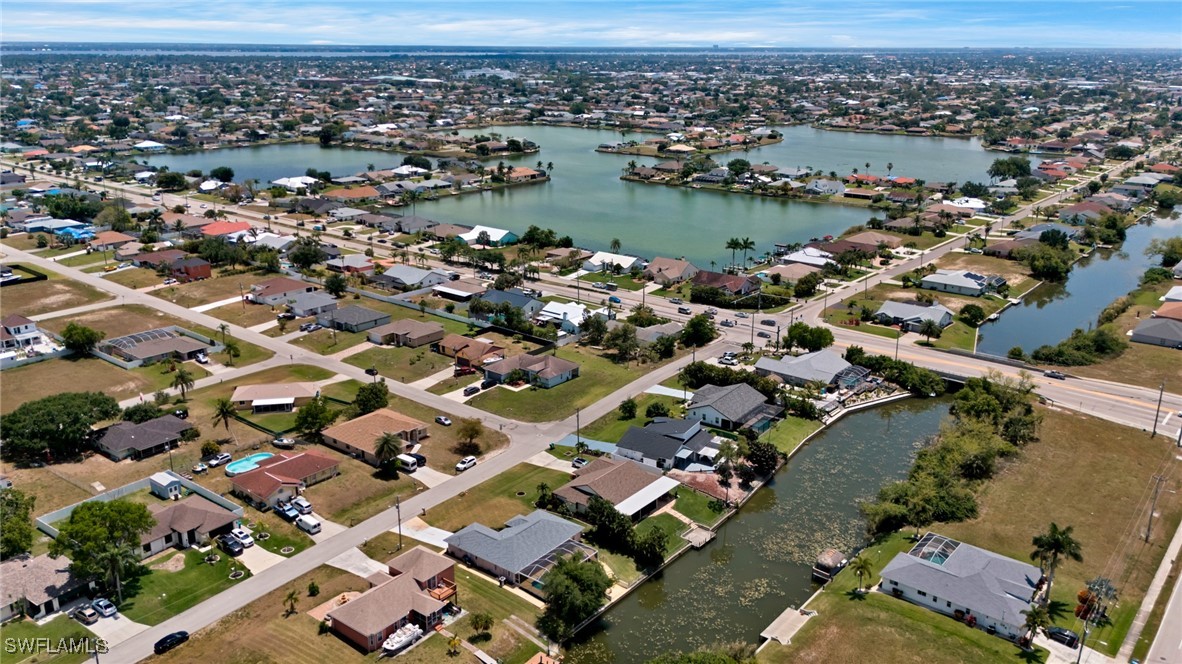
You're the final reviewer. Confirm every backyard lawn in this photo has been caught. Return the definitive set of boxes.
[120,548,251,625]
[422,463,573,532]
[0,263,113,316]
[760,532,1050,664]
[579,393,684,442]
[300,452,424,526]
[636,512,689,548]
[150,269,268,309]
[761,416,824,455]
[206,300,284,328]
[673,486,726,527]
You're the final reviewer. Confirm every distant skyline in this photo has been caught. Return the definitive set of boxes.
[3,0,1181,49]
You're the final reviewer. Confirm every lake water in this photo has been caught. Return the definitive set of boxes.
[569,396,952,664]
[137,125,1008,265]
[975,210,1182,356]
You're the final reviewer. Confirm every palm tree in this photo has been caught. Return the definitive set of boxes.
[886,162,894,176]
[447,635,462,655]
[610,238,621,254]
[917,319,942,344]
[284,588,299,616]
[624,160,637,175]
[546,161,554,174]
[172,366,195,401]
[222,339,240,366]
[848,555,874,592]
[983,222,994,248]
[212,397,237,444]
[739,237,756,267]
[96,542,140,603]
[374,432,403,472]
[865,162,871,172]
[217,323,229,344]
[725,237,742,269]
[1031,522,1083,604]
[1021,604,1050,646]
[741,341,756,357]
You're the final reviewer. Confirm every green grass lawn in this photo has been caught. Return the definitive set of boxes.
[120,548,252,625]
[673,487,726,527]
[927,321,978,352]
[447,567,544,663]
[580,393,683,442]
[423,463,573,532]
[761,416,824,455]
[0,615,93,664]
[103,266,165,289]
[467,346,665,422]
[56,251,109,268]
[599,548,644,586]
[242,410,299,433]
[344,345,451,383]
[759,532,1050,664]
[288,327,369,355]
[427,372,482,395]
[636,513,689,547]
[577,273,647,291]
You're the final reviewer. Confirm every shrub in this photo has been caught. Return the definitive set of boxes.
[201,441,221,457]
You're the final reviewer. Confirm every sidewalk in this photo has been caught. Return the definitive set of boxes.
[1118,518,1182,660]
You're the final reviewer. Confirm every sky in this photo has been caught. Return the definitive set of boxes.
[2,0,1181,49]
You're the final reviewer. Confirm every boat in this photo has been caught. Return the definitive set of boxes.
[381,624,424,654]
[811,548,848,583]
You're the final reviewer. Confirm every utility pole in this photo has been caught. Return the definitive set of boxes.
[395,496,403,550]
[1146,474,1166,543]
[575,408,581,445]
[1150,380,1165,438]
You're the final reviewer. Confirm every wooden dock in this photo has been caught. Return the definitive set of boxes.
[685,525,716,549]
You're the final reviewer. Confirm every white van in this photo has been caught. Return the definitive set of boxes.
[295,514,321,534]
[396,454,418,472]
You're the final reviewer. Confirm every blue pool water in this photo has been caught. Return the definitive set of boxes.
[225,453,274,476]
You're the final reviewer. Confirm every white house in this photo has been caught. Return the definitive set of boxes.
[919,270,1005,297]
[779,246,834,268]
[272,175,320,191]
[582,251,643,273]
[534,301,610,335]
[880,533,1042,642]
[875,301,954,331]
[458,225,518,247]
[948,197,987,211]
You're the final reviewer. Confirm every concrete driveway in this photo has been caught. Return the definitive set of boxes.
[326,547,386,578]
[237,543,286,574]
[525,450,578,473]
[85,611,150,647]
[309,513,347,543]
[411,466,451,488]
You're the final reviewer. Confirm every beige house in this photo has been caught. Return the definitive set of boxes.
[230,382,319,413]
[367,319,445,347]
[644,257,699,285]
[320,408,429,466]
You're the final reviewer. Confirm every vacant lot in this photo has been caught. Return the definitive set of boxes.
[761,532,1049,664]
[322,379,510,472]
[301,450,424,526]
[103,266,164,289]
[0,263,113,316]
[1065,281,1180,390]
[206,300,284,328]
[150,268,268,309]
[1,356,210,413]
[423,463,572,532]
[345,344,450,383]
[938,406,1182,656]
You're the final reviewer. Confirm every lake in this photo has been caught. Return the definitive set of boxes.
[568,396,952,664]
[137,125,1009,265]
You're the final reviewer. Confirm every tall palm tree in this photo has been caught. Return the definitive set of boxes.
[546,161,554,173]
[172,366,195,401]
[284,588,299,616]
[222,339,240,366]
[725,237,742,269]
[848,555,874,592]
[96,542,140,603]
[217,323,229,344]
[212,397,237,444]
[886,162,894,176]
[374,432,403,471]
[1021,604,1050,646]
[917,319,942,344]
[1031,522,1083,604]
[610,238,622,254]
[739,237,756,267]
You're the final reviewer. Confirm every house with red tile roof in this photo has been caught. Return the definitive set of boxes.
[229,451,340,508]
[200,220,252,237]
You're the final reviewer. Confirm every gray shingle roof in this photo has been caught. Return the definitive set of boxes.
[328,305,388,326]
[754,349,851,384]
[444,510,582,576]
[688,383,768,422]
[97,414,192,454]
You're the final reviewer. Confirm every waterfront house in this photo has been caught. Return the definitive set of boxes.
[616,417,722,471]
[320,408,429,466]
[644,257,699,285]
[433,334,505,367]
[764,263,822,283]
[328,546,456,653]
[230,382,319,413]
[1129,318,1182,349]
[806,179,846,196]
[248,277,315,305]
[367,319,445,347]
[687,383,782,432]
[554,457,681,518]
[317,305,390,333]
[458,225,518,247]
[230,451,340,509]
[919,270,1005,297]
[691,270,762,296]
[444,511,596,594]
[0,554,96,621]
[583,251,643,273]
[778,246,834,269]
[1058,201,1113,224]
[482,353,580,388]
[879,532,1041,642]
[367,265,449,291]
[94,414,194,461]
[982,238,1039,259]
[874,301,954,331]
[754,349,856,388]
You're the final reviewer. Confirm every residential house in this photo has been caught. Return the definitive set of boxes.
[444,511,596,593]
[1015,223,1083,243]
[554,457,681,519]
[0,314,46,350]
[325,254,374,274]
[534,301,611,335]
[1129,318,1182,349]
[0,554,96,621]
[229,451,340,509]
[327,546,456,653]
[806,179,846,196]
[130,249,188,268]
[920,270,1005,297]
[616,417,722,471]
[100,328,213,365]
[367,265,449,291]
[88,230,137,251]
[764,263,822,283]
[779,246,834,269]
[472,289,544,321]
[879,532,1042,642]
[140,493,239,559]
[754,349,859,388]
[457,225,518,247]
[1166,286,1182,303]
[200,220,252,238]
[285,290,339,318]
[687,383,782,432]
[367,319,446,347]
[982,238,1039,259]
[320,408,429,466]
[248,277,316,305]
[691,270,762,297]
[582,251,643,273]
[874,301,954,331]
[1058,201,1113,224]
[169,257,212,283]
[1090,192,1133,211]
[230,382,319,413]
[1152,302,1182,322]
[482,353,580,388]
[94,414,193,461]
[843,231,902,250]
[644,257,699,285]
[508,167,545,182]
[433,334,506,367]
[317,305,391,333]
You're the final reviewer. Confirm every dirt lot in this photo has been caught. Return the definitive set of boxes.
[151,268,268,309]
[0,264,113,316]
[40,303,192,338]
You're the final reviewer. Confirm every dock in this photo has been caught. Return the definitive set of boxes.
[760,605,816,645]
[685,525,716,549]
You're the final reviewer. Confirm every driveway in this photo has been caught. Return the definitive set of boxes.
[308,513,347,543]
[237,543,286,574]
[525,450,578,473]
[411,466,452,488]
[1033,634,1117,664]
[400,517,453,549]
[326,547,387,578]
[191,295,245,313]
[84,611,150,647]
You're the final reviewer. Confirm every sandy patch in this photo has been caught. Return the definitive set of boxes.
[307,591,363,622]
[150,552,187,573]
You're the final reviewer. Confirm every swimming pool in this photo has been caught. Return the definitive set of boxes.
[224,453,274,476]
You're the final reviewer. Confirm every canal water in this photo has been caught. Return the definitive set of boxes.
[137,125,1006,266]
[567,396,952,664]
[975,209,1182,356]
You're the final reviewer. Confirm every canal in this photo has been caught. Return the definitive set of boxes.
[975,209,1182,356]
[138,125,1009,266]
[567,396,952,664]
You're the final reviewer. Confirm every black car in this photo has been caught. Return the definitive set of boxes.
[154,631,189,655]
[463,385,481,396]
[480,379,497,390]
[218,534,244,556]
[365,367,379,376]
[760,319,776,326]
[1046,626,1079,648]
[173,409,188,419]
[408,452,427,467]
[277,312,296,320]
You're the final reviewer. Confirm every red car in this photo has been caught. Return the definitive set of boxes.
[454,366,476,377]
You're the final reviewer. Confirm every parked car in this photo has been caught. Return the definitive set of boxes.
[207,452,232,467]
[194,353,209,364]
[408,452,428,467]
[276,503,300,522]
[1044,370,1066,380]
[435,416,452,426]
[480,379,497,390]
[299,322,314,332]
[173,409,188,419]
[273,437,296,449]
[230,528,255,548]
[218,534,244,556]
[455,456,477,472]
[162,278,178,285]
[291,496,314,514]
[304,323,322,333]
[572,457,589,469]
[454,366,476,377]
[276,312,296,320]
[668,297,683,304]
[719,357,739,366]
[92,598,117,618]
[73,606,99,625]
[154,631,189,655]
[1046,627,1079,648]
[191,462,208,474]
[463,386,481,397]
[296,514,321,534]
[103,265,118,273]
